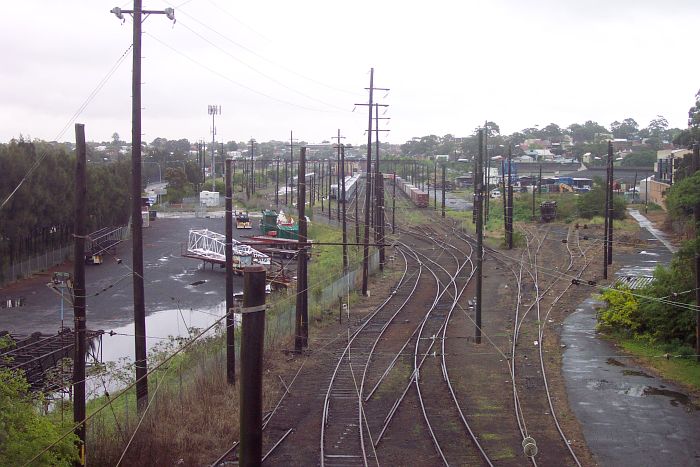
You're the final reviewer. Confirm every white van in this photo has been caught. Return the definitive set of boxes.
[490,189,501,199]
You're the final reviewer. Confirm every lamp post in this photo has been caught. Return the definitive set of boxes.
[208,105,221,190]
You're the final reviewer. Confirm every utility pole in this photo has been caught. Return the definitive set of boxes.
[501,159,507,239]
[433,161,437,210]
[320,162,325,213]
[328,159,333,221]
[693,143,700,362]
[110,1,175,411]
[361,68,373,297]
[507,145,513,249]
[475,129,484,344]
[73,124,87,465]
[603,142,611,280]
[441,164,446,218]
[208,105,221,191]
[607,143,614,266]
[288,131,296,206]
[484,122,490,221]
[295,147,309,351]
[275,158,280,209]
[341,145,348,273]
[374,103,390,272]
[531,171,536,221]
[239,265,267,466]
[225,159,235,385]
[334,130,345,222]
[392,165,397,233]
[249,139,256,199]
[355,174,360,246]
[284,160,289,206]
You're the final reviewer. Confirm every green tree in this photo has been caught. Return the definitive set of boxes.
[0,337,78,466]
[673,89,700,147]
[610,118,639,140]
[165,167,188,203]
[576,184,626,219]
[621,150,656,167]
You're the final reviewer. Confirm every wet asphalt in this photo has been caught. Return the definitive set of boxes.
[0,215,251,362]
[561,209,700,466]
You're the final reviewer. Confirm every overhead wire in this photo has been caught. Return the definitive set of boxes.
[1,43,133,212]
[174,20,352,113]
[144,31,341,113]
[165,0,364,98]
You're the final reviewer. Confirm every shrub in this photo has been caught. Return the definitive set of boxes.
[598,287,640,333]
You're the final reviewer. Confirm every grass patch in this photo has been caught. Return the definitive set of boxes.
[374,361,411,400]
[480,433,503,441]
[491,447,516,460]
[612,336,700,391]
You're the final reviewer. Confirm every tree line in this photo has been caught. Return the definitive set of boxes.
[0,139,131,275]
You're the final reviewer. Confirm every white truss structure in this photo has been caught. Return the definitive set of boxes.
[187,229,270,266]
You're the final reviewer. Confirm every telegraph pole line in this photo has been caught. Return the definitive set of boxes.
[320,162,325,213]
[374,103,390,272]
[110,1,175,412]
[249,139,256,199]
[295,147,309,351]
[475,129,484,345]
[239,265,266,466]
[692,143,700,362]
[484,121,490,220]
[275,158,280,209]
[441,163,446,218]
[433,161,437,210]
[392,164,397,233]
[225,158,236,385]
[603,142,611,280]
[328,159,333,221]
[334,130,346,222]
[73,124,87,465]
[288,131,298,207]
[356,68,389,296]
[341,145,348,273]
[507,145,513,249]
[607,142,614,266]
[284,160,289,206]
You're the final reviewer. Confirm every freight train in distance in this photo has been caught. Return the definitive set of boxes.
[384,173,429,208]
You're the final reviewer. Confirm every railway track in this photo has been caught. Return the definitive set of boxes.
[222,176,600,466]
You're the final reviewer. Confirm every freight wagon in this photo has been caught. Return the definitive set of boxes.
[394,176,428,208]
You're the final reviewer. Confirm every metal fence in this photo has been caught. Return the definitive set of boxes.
[0,245,74,287]
[265,251,380,348]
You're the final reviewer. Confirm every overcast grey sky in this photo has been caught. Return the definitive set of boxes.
[1,0,698,146]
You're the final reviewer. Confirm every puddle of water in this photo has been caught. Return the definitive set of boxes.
[639,251,659,256]
[622,369,653,378]
[627,209,678,253]
[607,358,626,367]
[190,280,206,286]
[643,387,699,410]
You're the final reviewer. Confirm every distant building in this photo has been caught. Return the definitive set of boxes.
[655,149,691,184]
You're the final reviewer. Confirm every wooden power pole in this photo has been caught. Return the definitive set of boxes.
[225,158,235,384]
[73,124,87,465]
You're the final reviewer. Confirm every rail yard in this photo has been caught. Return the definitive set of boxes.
[206,171,685,466]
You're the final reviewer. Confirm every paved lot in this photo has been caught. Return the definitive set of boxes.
[562,211,700,466]
[0,216,256,362]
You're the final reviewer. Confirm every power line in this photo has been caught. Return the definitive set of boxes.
[165,1,363,98]
[144,31,348,114]
[0,44,133,212]
[175,20,351,112]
